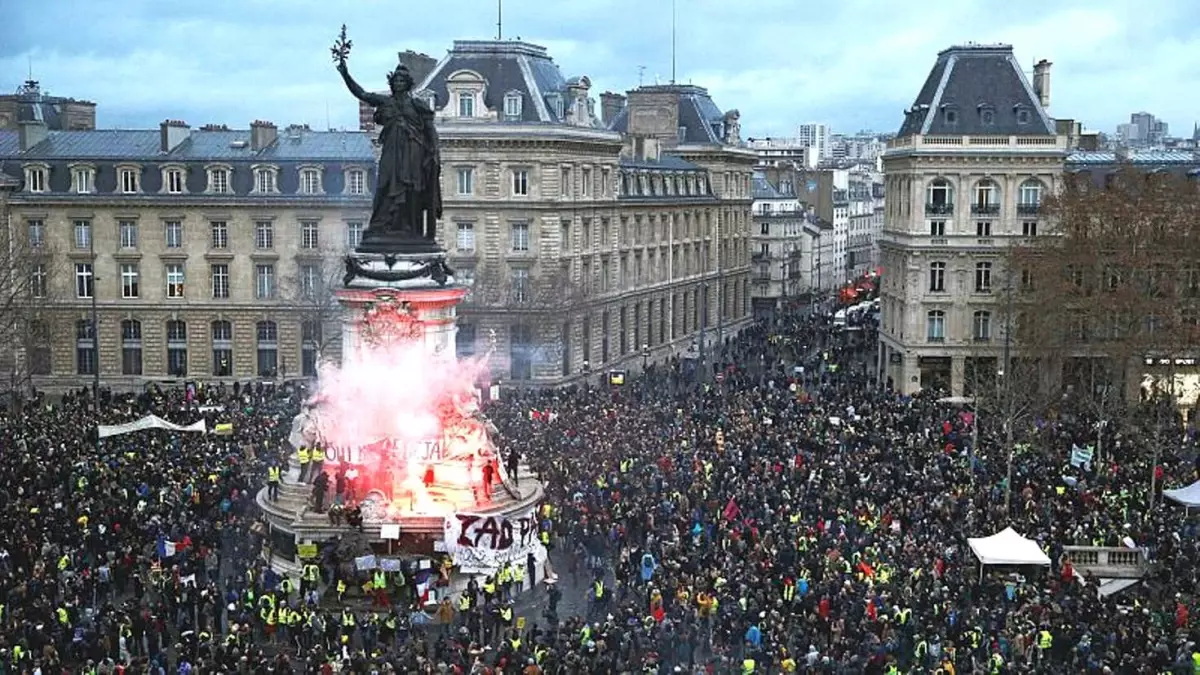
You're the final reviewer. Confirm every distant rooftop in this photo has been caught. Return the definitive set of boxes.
[1067,149,1199,165]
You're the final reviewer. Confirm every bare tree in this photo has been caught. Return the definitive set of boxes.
[1013,166,1200,395]
[1011,166,1200,500]
[0,223,62,407]
[284,261,345,373]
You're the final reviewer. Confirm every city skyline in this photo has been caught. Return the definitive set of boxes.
[3,0,1199,138]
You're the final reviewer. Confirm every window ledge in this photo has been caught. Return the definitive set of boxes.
[113,251,143,262]
[205,251,235,260]
[159,252,189,261]
[251,252,280,261]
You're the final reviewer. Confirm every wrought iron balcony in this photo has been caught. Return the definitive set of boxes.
[1016,203,1041,215]
[971,203,1001,216]
[925,202,954,215]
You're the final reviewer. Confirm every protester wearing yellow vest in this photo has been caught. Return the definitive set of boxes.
[267,465,282,501]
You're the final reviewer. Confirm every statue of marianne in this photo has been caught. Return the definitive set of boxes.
[333,27,442,249]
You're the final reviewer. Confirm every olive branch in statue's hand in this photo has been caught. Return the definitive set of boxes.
[331,24,352,68]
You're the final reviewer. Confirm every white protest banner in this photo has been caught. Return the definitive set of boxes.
[1069,444,1095,469]
[354,554,377,570]
[442,509,541,571]
[98,415,207,439]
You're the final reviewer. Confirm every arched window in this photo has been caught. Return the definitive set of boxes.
[76,319,96,376]
[121,319,143,375]
[212,320,233,377]
[1018,179,1043,214]
[925,178,954,215]
[166,320,188,376]
[257,320,278,377]
[302,320,322,378]
[972,179,1000,214]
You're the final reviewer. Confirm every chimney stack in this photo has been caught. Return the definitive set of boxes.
[17,120,48,152]
[1032,59,1052,109]
[159,119,190,153]
[599,92,626,126]
[250,120,277,151]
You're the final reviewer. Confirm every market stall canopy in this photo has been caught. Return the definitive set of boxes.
[1163,480,1200,507]
[968,527,1051,566]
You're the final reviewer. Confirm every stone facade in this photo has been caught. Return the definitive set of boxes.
[876,44,1067,395]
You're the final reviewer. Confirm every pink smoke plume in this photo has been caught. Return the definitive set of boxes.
[311,339,491,450]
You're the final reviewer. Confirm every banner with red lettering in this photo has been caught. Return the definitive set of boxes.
[442,508,541,571]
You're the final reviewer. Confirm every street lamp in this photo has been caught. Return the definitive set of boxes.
[641,343,650,371]
[89,231,100,414]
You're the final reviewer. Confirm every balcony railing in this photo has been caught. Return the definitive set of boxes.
[754,210,804,219]
[1017,203,1041,215]
[751,252,769,262]
[925,202,954,216]
[971,203,1001,216]
[887,134,1068,151]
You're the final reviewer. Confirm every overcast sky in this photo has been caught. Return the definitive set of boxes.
[2,0,1197,139]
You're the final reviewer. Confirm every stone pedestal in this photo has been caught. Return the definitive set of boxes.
[335,285,467,365]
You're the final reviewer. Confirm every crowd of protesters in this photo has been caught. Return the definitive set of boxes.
[3,305,1200,673]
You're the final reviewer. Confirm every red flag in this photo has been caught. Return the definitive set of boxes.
[722,498,740,522]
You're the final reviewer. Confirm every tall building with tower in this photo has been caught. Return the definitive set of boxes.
[876,45,1068,394]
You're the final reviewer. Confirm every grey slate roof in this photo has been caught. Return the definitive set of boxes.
[0,128,375,161]
[752,172,783,199]
[606,84,732,145]
[417,40,599,126]
[0,127,376,198]
[897,44,1055,137]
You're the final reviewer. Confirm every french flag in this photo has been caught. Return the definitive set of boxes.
[156,535,177,559]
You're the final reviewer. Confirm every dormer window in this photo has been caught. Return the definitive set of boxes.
[458,92,475,118]
[548,94,564,120]
[253,166,278,194]
[71,165,94,194]
[345,168,367,195]
[206,165,231,194]
[978,105,995,126]
[299,166,323,194]
[24,165,48,193]
[504,92,523,119]
[117,165,142,194]
[161,165,186,194]
[942,106,958,126]
[1016,108,1032,125]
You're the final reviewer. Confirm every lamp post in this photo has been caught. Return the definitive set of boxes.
[581,359,590,387]
[641,343,650,372]
[1001,269,1015,516]
[89,230,100,414]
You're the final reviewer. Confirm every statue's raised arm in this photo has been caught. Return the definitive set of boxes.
[331,25,387,107]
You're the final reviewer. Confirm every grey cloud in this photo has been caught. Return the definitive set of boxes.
[2,0,1198,137]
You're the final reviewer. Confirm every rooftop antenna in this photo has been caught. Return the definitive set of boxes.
[27,55,33,81]
[637,65,646,87]
[670,0,677,84]
[325,101,331,131]
[496,0,503,40]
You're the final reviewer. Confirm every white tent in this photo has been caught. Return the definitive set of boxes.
[1163,480,1200,508]
[968,527,1051,566]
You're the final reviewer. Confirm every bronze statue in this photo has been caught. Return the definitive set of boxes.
[333,26,442,253]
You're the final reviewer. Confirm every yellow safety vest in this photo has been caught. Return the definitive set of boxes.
[594,580,604,598]
[268,467,281,482]
[742,658,756,673]
[458,595,471,611]
[510,638,522,650]
[500,607,513,622]
[1038,630,1052,649]
[298,448,310,464]
[304,564,320,581]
